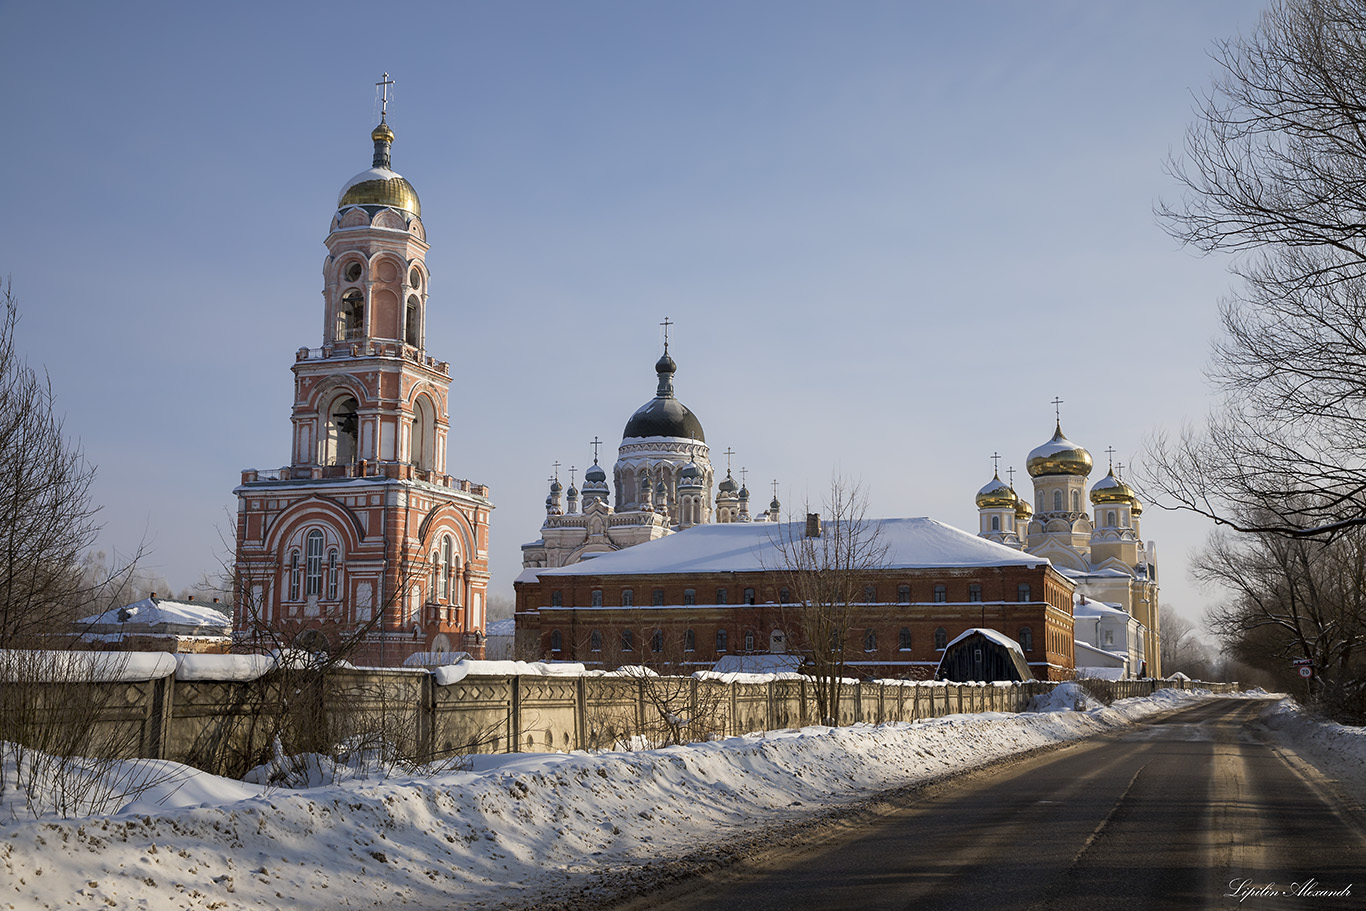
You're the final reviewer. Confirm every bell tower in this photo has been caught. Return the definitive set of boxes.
[233,77,492,665]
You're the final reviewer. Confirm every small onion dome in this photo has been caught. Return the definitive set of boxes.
[550,479,563,494]
[1014,492,1034,520]
[545,494,554,508]
[371,122,395,144]
[770,496,781,511]
[584,462,607,484]
[1090,468,1138,506]
[975,473,1016,509]
[567,485,578,498]
[718,471,739,495]
[739,485,750,500]
[1132,497,1144,517]
[679,462,703,489]
[1026,422,1094,478]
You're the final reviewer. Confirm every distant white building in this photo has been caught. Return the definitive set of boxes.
[1072,595,1147,679]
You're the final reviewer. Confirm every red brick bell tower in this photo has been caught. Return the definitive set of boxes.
[232,82,491,665]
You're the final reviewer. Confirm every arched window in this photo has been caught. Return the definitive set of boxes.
[621,629,634,651]
[551,590,562,607]
[779,588,792,604]
[863,629,877,652]
[683,588,696,606]
[288,551,301,601]
[716,629,728,652]
[338,288,364,340]
[1037,490,1045,511]
[326,548,339,600]
[440,536,455,603]
[934,627,948,650]
[621,589,634,607]
[652,629,664,653]
[405,295,421,347]
[898,627,912,650]
[1053,490,1063,511]
[411,396,435,470]
[863,585,876,603]
[305,530,324,597]
[1072,490,1081,512]
[429,549,440,599]
[968,584,982,602]
[550,629,562,652]
[715,588,728,605]
[897,584,910,604]
[591,589,603,607]
[684,628,696,652]
[991,515,1000,531]
[1019,627,1034,651]
[590,629,602,652]
[744,587,756,605]
[1106,510,1116,527]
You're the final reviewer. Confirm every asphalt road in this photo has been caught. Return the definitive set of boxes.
[610,699,1364,911]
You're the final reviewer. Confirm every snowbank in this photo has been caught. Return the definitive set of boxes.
[0,650,176,682]
[0,687,1238,911]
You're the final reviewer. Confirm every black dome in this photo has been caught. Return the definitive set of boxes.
[622,348,705,441]
[623,398,705,441]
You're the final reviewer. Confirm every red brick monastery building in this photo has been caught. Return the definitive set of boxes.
[515,518,1077,680]
[232,95,491,665]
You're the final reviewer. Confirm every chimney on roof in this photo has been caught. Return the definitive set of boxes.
[805,513,822,538]
[213,597,220,604]
[150,592,157,601]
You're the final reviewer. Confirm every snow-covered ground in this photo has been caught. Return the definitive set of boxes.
[0,686,1343,911]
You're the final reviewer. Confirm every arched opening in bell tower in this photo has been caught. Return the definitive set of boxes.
[405,295,421,347]
[411,395,435,470]
[325,396,360,466]
[338,289,364,341]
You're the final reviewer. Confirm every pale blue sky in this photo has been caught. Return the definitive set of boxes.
[1,2,1261,624]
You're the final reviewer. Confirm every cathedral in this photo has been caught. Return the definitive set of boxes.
[232,88,492,665]
[974,419,1160,676]
[520,340,779,573]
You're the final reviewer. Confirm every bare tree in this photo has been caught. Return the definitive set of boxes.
[0,279,130,646]
[1157,605,1217,680]
[1193,521,1366,721]
[1151,0,1366,538]
[768,477,888,726]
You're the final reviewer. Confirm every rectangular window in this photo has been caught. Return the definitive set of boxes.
[652,589,665,606]
[933,584,947,603]
[897,585,910,604]
[684,588,696,606]
[1018,584,1032,602]
[899,627,912,651]
[591,589,603,607]
[621,629,634,651]
[863,585,876,603]
[621,589,634,607]
[715,588,727,605]
[551,590,562,607]
[968,584,982,603]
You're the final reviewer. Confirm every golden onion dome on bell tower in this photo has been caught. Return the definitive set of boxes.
[1026,422,1094,477]
[1014,491,1033,521]
[337,116,421,216]
[975,473,1017,509]
[1090,467,1139,507]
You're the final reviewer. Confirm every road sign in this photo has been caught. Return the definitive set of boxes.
[1298,666,1314,678]
[1293,657,1313,665]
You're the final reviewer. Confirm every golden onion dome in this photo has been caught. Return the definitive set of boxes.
[338,169,421,215]
[1026,422,1093,478]
[1090,468,1139,506]
[1131,497,1144,517]
[975,473,1016,509]
[1014,492,1033,520]
[337,120,421,216]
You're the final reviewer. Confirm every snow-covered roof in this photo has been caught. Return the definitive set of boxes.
[79,598,230,634]
[1073,599,1129,619]
[401,651,472,668]
[712,654,803,675]
[1074,640,1127,667]
[524,518,1049,580]
[1076,666,1126,680]
[484,618,516,638]
[943,627,1027,661]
